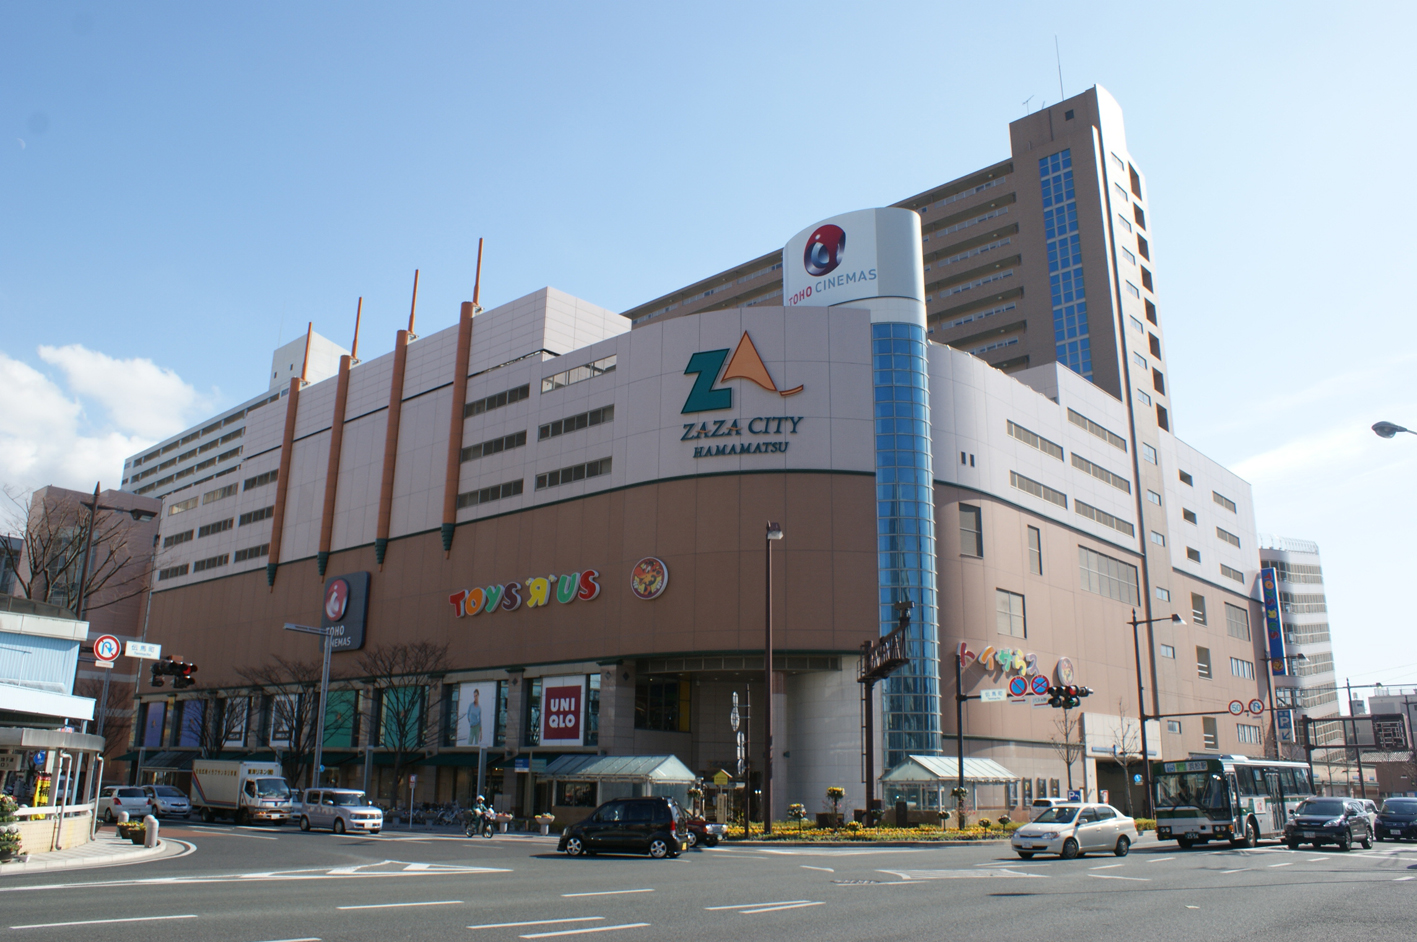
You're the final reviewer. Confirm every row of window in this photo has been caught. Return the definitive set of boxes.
[1263,560,1322,584]
[1067,408,1127,452]
[134,404,252,468]
[233,543,269,563]
[244,470,278,491]
[947,301,1017,331]
[925,237,1013,273]
[462,430,527,463]
[1285,623,1330,646]
[197,518,232,539]
[541,355,617,394]
[238,506,274,526]
[164,530,193,549]
[464,383,531,418]
[1076,500,1133,537]
[455,478,524,510]
[540,405,614,441]
[922,205,1010,243]
[536,457,612,491]
[1280,592,1327,614]
[192,553,228,573]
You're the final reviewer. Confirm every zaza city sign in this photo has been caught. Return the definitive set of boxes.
[681,331,804,460]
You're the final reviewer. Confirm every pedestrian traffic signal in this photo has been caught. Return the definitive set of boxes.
[150,656,199,689]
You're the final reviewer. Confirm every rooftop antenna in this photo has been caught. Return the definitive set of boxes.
[1023,95,1034,115]
[407,269,420,336]
[472,238,485,314]
[1055,36,1065,100]
[299,321,313,384]
[351,297,363,362]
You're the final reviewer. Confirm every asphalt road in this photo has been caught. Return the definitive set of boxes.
[1,822,1413,942]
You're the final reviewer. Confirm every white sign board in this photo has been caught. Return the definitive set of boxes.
[0,754,20,772]
[979,689,1007,702]
[125,641,161,660]
[782,207,925,326]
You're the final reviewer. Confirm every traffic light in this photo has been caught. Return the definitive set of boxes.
[1046,684,1094,709]
[149,656,199,689]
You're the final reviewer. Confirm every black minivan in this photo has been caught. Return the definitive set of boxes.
[557,797,683,858]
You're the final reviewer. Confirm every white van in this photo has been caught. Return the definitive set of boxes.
[298,789,382,834]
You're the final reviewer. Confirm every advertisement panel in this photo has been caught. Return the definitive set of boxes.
[321,571,371,651]
[1260,567,1287,675]
[541,675,585,747]
[456,681,497,748]
[782,207,925,324]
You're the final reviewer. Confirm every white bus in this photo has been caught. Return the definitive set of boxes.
[1151,755,1315,848]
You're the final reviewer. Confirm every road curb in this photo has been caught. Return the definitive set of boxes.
[0,837,186,876]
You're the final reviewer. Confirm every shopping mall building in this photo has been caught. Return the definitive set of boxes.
[125,86,1274,821]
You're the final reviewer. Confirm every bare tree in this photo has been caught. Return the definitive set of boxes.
[1110,699,1141,815]
[74,676,134,762]
[1047,708,1085,794]
[195,696,256,760]
[237,657,353,790]
[357,642,450,802]
[0,486,151,614]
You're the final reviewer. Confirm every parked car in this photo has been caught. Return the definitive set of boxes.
[142,784,192,818]
[558,796,683,858]
[1375,797,1417,842]
[97,785,155,823]
[1354,798,1379,835]
[1011,802,1139,859]
[298,789,383,834]
[1284,798,1373,851]
[681,814,726,848]
[1029,797,1068,821]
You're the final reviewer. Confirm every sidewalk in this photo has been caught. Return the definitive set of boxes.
[0,834,185,876]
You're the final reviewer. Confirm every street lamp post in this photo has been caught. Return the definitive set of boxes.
[1260,652,1307,759]
[284,623,338,789]
[1129,609,1185,817]
[763,521,782,835]
[1372,421,1416,439]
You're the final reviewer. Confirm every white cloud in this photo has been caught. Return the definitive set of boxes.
[37,344,214,439]
[0,346,211,499]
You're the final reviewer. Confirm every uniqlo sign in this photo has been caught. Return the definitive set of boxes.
[541,677,584,746]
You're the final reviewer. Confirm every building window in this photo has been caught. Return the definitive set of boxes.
[202,484,237,505]
[238,506,275,526]
[1156,586,1171,602]
[1007,420,1064,460]
[158,564,189,581]
[1167,719,1182,734]
[462,430,527,462]
[1186,547,1201,562]
[542,355,617,393]
[1191,593,1207,625]
[1134,205,1146,229]
[193,554,229,573]
[1178,470,1193,486]
[1040,149,1093,380]
[635,676,690,732]
[584,673,601,746]
[1156,405,1169,431]
[1147,490,1161,505]
[1212,491,1237,513]
[243,470,278,491]
[1237,724,1261,745]
[539,404,614,440]
[1160,644,1176,659]
[556,782,597,807]
[493,680,509,748]
[1122,247,1136,266]
[1118,213,1134,233]
[1115,183,1129,203]
[523,678,542,746]
[1071,453,1130,492]
[1141,267,1153,291]
[1231,657,1255,680]
[1150,531,1166,546]
[996,589,1026,638]
[465,383,531,418]
[1142,443,1157,464]
[456,478,525,508]
[1217,527,1241,548]
[197,518,233,538]
[233,543,269,562]
[1129,315,1143,332]
[1067,408,1127,451]
[1078,546,1140,605]
[1027,526,1043,575]
[959,505,983,557]
[1152,368,1165,395]
[1285,622,1329,646]
[1182,509,1197,524]
[1125,281,1140,298]
[1220,564,1245,584]
[1136,388,1152,406]
[163,530,193,549]
[1010,471,1067,508]
[1202,716,1219,750]
[1133,351,1148,370]
[535,457,612,490]
[1077,501,1134,536]
[1265,560,1324,584]
[168,496,199,516]
[1197,647,1213,680]
[1137,235,1150,260]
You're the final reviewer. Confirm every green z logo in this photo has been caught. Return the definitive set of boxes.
[682,349,732,414]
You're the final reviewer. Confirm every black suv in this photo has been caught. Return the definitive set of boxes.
[557,797,683,859]
[1376,797,1417,842]
[1284,798,1373,851]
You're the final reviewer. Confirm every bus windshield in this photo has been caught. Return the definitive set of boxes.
[1154,771,1228,810]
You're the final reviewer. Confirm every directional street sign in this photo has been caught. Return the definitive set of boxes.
[125,641,161,660]
[93,635,121,662]
[1229,700,1245,715]
[981,688,1008,702]
[1248,699,1266,716]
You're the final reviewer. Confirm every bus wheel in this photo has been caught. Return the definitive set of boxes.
[1231,819,1258,849]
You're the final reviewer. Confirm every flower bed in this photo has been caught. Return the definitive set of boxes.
[724,820,1023,842]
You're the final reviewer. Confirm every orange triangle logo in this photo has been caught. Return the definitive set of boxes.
[721,332,803,397]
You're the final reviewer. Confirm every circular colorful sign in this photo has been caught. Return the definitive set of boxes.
[93,635,121,662]
[630,557,669,600]
[324,578,350,622]
[1031,675,1050,696]
[1229,700,1245,715]
[1248,699,1266,716]
[1008,676,1028,697]
[1054,656,1076,685]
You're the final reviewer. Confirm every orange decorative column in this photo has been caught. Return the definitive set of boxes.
[440,301,475,555]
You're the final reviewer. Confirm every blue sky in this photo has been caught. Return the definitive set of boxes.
[3,2,1416,693]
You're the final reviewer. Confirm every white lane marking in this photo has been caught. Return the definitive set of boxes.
[337,900,462,910]
[740,902,825,915]
[705,901,810,911]
[1268,862,1292,868]
[757,848,926,856]
[0,860,507,894]
[1221,868,1250,874]
[1089,864,1124,870]
[561,889,654,898]
[1147,857,1176,863]
[801,866,834,872]
[1308,858,1325,862]
[471,918,603,930]
[1395,876,1414,882]
[12,914,198,930]
[520,924,649,939]
[879,869,1045,880]
[249,938,322,942]
[183,826,279,840]
[1186,905,1199,909]
[1086,873,1149,881]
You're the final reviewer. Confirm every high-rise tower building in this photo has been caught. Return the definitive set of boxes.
[1258,536,1340,757]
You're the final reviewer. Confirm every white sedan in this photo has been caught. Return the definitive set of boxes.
[1010,802,1139,859]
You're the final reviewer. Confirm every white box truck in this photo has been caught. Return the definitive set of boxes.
[190,760,294,825]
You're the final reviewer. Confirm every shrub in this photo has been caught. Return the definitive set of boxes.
[1133,818,1155,833]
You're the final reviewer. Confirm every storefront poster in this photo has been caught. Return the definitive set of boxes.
[541,675,585,746]
[456,682,497,748]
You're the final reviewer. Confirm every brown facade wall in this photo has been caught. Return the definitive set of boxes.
[145,471,879,687]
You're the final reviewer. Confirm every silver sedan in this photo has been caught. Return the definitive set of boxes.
[1010,802,1139,859]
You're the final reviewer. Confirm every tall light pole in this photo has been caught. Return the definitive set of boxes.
[763,521,782,835]
[1372,421,1416,439]
[1129,609,1184,816]
[284,623,337,790]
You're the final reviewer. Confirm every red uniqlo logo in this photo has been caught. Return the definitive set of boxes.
[542,685,582,742]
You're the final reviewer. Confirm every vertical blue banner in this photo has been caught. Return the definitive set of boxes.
[1260,566,1287,676]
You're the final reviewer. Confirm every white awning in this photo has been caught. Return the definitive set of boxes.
[881,755,1020,785]
[0,682,95,723]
